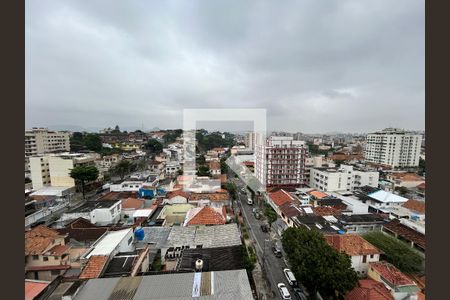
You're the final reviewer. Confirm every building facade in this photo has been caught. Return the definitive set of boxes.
[364,128,422,168]
[255,136,308,188]
[310,165,379,192]
[29,153,96,190]
[25,128,70,157]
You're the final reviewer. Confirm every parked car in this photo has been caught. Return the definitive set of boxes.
[283,268,298,286]
[260,224,269,232]
[292,287,307,300]
[277,283,291,300]
[272,246,282,258]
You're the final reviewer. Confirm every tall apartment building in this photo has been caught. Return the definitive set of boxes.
[244,132,257,151]
[25,128,70,157]
[255,136,308,188]
[310,164,379,192]
[364,128,422,168]
[30,153,96,190]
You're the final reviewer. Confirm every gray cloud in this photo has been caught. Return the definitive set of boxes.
[25,0,424,133]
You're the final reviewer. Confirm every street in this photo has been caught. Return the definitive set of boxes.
[233,177,300,300]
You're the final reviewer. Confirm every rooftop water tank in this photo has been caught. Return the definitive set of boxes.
[195,259,204,272]
[134,227,145,241]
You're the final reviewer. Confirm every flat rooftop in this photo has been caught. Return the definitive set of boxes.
[68,200,120,213]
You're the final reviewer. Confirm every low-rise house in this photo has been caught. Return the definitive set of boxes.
[292,214,344,234]
[161,224,241,263]
[56,218,115,245]
[184,206,227,226]
[165,161,181,177]
[25,226,71,281]
[157,204,195,226]
[355,189,409,213]
[74,269,253,300]
[368,261,421,299]
[345,279,394,300]
[178,245,244,272]
[121,198,145,222]
[337,214,387,234]
[189,191,231,208]
[109,181,144,192]
[382,219,425,253]
[25,279,50,300]
[165,190,190,204]
[386,173,425,189]
[59,200,121,226]
[209,160,221,175]
[325,234,381,277]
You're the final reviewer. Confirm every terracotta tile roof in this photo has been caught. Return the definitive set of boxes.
[209,161,221,170]
[369,261,416,287]
[417,292,426,300]
[46,244,70,256]
[25,225,65,255]
[390,173,424,182]
[186,206,227,226]
[242,161,254,167]
[167,190,190,199]
[313,206,342,216]
[308,190,329,199]
[79,255,109,279]
[416,182,425,190]
[269,189,294,207]
[402,199,425,214]
[345,279,394,300]
[383,219,425,249]
[279,202,302,218]
[98,191,138,201]
[26,265,71,271]
[25,280,49,300]
[189,192,230,202]
[325,234,381,256]
[121,197,145,209]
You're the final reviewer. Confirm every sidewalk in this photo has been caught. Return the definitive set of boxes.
[252,260,274,300]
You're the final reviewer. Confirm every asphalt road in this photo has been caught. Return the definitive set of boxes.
[233,177,300,300]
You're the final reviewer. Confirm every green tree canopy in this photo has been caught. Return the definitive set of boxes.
[197,165,211,177]
[144,139,163,154]
[84,133,103,152]
[282,227,358,299]
[363,231,424,274]
[69,165,99,198]
[264,204,277,227]
[112,160,133,180]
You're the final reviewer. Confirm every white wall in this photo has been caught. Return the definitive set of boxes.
[351,254,380,276]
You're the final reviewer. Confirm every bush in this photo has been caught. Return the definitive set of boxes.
[363,231,424,274]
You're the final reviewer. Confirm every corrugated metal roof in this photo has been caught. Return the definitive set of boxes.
[73,270,253,300]
[86,229,132,258]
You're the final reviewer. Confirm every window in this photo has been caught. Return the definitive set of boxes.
[363,255,367,263]
[43,256,49,261]
[370,254,374,259]
[32,255,39,260]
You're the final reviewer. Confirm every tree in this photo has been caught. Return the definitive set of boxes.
[395,186,409,196]
[264,204,278,227]
[70,132,85,152]
[197,165,211,176]
[220,157,229,174]
[363,231,424,274]
[84,133,103,152]
[112,160,132,180]
[225,182,237,199]
[144,139,163,154]
[282,227,358,299]
[70,165,99,199]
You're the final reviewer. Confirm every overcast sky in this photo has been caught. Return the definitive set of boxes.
[25,0,424,133]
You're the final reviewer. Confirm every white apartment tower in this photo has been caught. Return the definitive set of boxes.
[255,136,308,188]
[25,128,70,157]
[310,165,379,192]
[245,132,257,151]
[364,128,422,168]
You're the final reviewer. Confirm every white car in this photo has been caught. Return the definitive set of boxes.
[277,283,291,300]
[283,268,297,286]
